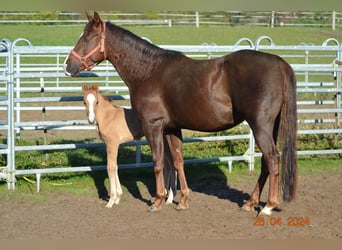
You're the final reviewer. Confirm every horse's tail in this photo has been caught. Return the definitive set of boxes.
[279,62,298,202]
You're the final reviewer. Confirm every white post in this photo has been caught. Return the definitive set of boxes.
[7,40,15,190]
[15,53,21,137]
[271,11,275,28]
[332,11,336,31]
[248,127,255,171]
[195,11,199,28]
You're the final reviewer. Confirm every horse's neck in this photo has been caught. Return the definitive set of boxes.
[106,42,156,84]
[105,23,180,85]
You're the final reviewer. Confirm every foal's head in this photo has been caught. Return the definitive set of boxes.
[64,12,106,76]
[82,83,100,124]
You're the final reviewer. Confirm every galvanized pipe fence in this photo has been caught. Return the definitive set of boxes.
[0,36,342,191]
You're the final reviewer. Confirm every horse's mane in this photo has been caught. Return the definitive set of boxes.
[107,22,183,61]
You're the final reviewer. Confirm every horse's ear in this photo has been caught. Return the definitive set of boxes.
[82,83,88,92]
[86,12,93,22]
[93,12,102,25]
[92,83,99,91]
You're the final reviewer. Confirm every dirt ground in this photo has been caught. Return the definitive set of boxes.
[0,169,341,239]
[1,107,341,240]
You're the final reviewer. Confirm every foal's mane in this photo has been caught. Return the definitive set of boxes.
[94,90,112,103]
[102,95,112,103]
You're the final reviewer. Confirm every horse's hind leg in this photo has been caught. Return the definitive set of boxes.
[243,156,269,211]
[243,126,280,215]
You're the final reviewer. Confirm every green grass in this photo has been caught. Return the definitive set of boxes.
[1,24,341,46]
[1,157,341,203]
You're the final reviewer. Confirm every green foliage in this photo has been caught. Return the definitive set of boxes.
[297,132,342,151]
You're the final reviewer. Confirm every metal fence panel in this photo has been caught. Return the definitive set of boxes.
[0,36,341,191]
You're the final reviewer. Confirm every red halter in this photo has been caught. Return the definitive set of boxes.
[71,22,106,71]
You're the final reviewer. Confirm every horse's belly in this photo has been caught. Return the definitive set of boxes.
[172,98,235,132]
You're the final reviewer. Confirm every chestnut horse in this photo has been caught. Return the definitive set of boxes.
[65,12,297,215]
[82,83,176,207]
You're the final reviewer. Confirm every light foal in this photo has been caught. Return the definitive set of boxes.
[82,83,176,208]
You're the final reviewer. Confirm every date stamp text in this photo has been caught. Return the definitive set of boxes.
[253,216,311,227]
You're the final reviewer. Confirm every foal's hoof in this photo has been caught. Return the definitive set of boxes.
[105,203,114,208]
[147,205,162,213]
[241,203,255,212]
[165,200,173,206]
[175,203,189,211]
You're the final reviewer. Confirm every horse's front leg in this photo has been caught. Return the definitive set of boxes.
[143,120,166,212]
[166,130,189,210]
[105,144,121,208]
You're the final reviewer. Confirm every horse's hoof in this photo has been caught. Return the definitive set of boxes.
[260,206,273,216]
[147,205,162,213]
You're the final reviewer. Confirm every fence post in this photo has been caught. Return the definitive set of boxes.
[248,127,255,171]
[305,50,309,84]
[195,11,199,28]
[7,39,15,190]
[336,45,342,127]
[135,139,142,167]
[332,11,336,31]
[6,38,32,190]
[15,53,21,137]
[270,11,275,28]
[0,39,12,188]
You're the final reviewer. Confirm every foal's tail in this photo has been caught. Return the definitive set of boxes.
[279,63,298,202]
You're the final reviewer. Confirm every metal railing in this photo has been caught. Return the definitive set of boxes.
[0,36,341,191]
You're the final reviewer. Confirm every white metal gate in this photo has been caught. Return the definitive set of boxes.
[1,36,341,191]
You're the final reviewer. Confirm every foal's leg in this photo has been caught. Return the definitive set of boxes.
[165,167,177,205]
[244,128,280,215]
[105,144,121,208]
[115,168,123,204]
[165,130,189,210]
[163,137,177,205]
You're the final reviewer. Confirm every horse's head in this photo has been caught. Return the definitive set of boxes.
[64,12,107,76]
[82,83,99,124]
